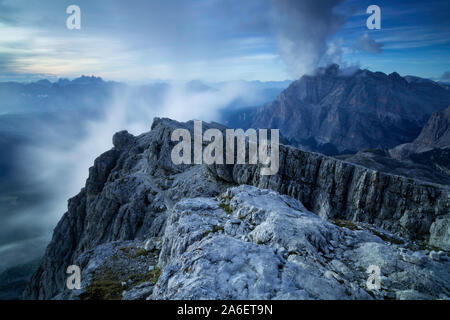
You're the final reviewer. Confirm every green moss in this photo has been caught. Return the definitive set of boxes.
[219,201,232,214]
[184,267,192,273]
[332,219,360,231]
[202,225,224,238]
[80,267,123,300]
[370,229,404,245]
[119,246,133,253]
[202,230,212,237]
[142,267,162,284]
[218,194,233,214]
[131,247,149,258]
[212,225,224,233]
[127,266,162,286]
[414,242,444,253]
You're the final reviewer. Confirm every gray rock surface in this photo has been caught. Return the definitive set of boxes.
[152,186,449,300]
[208,142,449,249]
[43,186,449,300]
[24,118,449,300]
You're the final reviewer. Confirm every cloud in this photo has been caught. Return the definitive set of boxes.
[11,80,259,259]
[0,0,285,82]
[270,0,348,77]
[354,33,383,54]
[0,0,20,24]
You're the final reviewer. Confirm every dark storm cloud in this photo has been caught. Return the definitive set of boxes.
[270,0,349,77]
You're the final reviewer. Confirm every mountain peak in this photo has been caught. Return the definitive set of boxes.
[251,66,450,153]
[314,63,340,76]
[72,75,104,85]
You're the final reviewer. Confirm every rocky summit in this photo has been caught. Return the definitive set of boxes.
[24,118,450,300]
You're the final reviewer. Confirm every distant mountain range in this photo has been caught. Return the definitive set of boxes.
[0,76,121,115]
[239,64,450,155]
[0,76,290,116]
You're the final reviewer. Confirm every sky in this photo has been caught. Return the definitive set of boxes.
[0,0,449,82]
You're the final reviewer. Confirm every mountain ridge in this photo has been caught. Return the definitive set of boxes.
[24,117,449,299]
[247,64,450,154]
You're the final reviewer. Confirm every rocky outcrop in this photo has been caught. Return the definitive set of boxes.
[248,64,450,154]
[35,186,450,300]
[24,118,449,300]
[208,143,449,248]
[152,186,449,300]
[23,118,232,299]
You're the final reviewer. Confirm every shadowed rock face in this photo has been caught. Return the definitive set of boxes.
[249,65,450,153]
[24,118,449,300]
[390,106,450,159]
[388,106,450,183]
[414,106,450,149]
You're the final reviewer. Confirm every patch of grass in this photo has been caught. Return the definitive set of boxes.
[413,241,445,254]
[370,229,404,245]
[202,225,224,238]
[141,267,162,285]
[202,230,212,237]
[212,225,224,233]
[131,247,149,258]
[80,267,123,300]
[184,267,192,273]
[127,266,162,286]
[218,194,233,214]
[332,219,360,231]
[219,202,232,214]
[119,246,134,254]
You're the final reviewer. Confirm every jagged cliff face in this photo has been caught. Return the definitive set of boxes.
[335,149,450,186]
[390,106,450,158]
[24,118,450,300]
[389,106,450,181]
[415,106,450,149]
[250,65,450,153]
